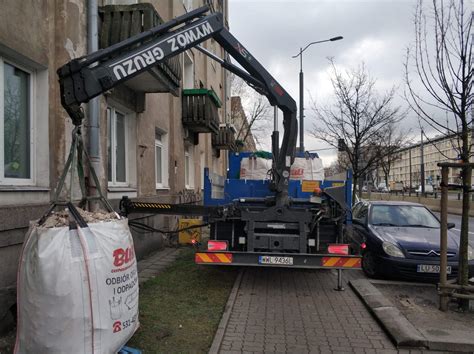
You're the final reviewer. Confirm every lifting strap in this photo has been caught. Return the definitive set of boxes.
[39,126,114,225]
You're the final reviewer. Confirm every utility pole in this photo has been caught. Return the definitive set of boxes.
[420,129,425,194]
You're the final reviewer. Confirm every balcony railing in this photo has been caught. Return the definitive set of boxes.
[99,3,181,95]
[212,124,236,150]
[182,89,221,135]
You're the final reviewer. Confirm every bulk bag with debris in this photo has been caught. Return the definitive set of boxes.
[290,157,324,181]
[15,206,139,354]
[240,155,324,181]
[240,156,272,180]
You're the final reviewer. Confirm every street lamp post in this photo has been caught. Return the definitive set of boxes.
[292,36,343,153]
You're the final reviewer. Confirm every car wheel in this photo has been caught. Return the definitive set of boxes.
[362,250,379,278]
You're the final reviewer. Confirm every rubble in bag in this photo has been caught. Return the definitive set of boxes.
[16,210,139,353]
[40,207,118,228]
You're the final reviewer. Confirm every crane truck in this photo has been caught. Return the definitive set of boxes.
[57,5,362,284]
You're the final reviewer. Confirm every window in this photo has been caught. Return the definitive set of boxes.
[353,204,368,224]
[107,107,128,185]
[370,205,439,228]
[200,151,205,190]
[185,146,194,189]
[183,52,194,89]
[155,131,169,189]
[0,60,33,185]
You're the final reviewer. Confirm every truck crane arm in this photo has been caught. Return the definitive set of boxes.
[57,5,297,205]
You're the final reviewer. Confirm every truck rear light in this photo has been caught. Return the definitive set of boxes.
[208,240,228,251]
[361,242,367,249]
[328,244,349,255]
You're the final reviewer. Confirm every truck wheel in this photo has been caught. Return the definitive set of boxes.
[362,251,379,278]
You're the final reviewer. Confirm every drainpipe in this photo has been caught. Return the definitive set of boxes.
[88,0,100,209]
[223,52,228,176]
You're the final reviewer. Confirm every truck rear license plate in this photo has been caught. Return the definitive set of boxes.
[417,264,451,274]
[259,256,293,265]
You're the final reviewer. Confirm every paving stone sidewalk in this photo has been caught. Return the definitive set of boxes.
[218,268,442,354]
[137,247,181,284]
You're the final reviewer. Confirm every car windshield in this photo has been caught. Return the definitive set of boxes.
[370,205,439,228]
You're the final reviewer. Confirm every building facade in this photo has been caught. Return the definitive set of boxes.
[386,132,473,188]
[0,0,231,303]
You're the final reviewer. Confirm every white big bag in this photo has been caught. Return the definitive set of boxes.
[15,206,139,354]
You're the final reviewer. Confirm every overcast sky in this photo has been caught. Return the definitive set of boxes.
[228,0,438,166]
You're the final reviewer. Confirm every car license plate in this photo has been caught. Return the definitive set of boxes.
[259,256,293,265]
[417,264,452,274]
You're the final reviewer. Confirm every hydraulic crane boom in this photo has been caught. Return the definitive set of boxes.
[57,5,297,206]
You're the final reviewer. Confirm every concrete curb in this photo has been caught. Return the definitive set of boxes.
[349,279,428,349]
[350,279,474,352]
[208,268,244,354]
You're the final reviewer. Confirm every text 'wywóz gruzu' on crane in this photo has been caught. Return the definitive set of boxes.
[110,20,214,81]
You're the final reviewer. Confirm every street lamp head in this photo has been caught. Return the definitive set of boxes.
[292,36,344,58]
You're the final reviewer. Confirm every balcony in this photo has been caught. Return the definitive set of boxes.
[212,124,236,151]
[182,89,221,136]
[99,3,181,95]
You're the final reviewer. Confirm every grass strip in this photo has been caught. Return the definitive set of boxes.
[127,248,238,353]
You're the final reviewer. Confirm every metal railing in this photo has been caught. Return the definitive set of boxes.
[212,125,236,150]
[182,89,220,134]
[99,3,182,89]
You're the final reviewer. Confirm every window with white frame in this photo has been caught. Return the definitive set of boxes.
[155,130,169,189]
[107,107,128,185]
[0,59,34,185]
[185,146,194,189]
[183,51,194,89]
[200,151,205,190]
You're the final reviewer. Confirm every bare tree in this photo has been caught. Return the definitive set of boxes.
[378,123,411,187]
[404,0,472,306]
[311,60,407,204]
[230,75,272,150]
[324,160,345,179]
